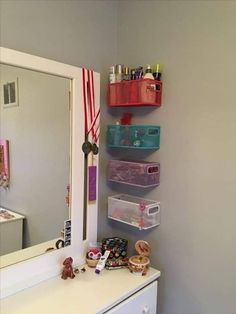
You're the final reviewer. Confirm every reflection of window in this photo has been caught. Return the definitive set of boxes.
[2,78,18,108]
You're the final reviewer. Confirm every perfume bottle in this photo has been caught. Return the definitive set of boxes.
[109,66,116,83]
[153,64,162,81]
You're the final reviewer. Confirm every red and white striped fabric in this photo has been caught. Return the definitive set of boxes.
[82,68,100,143]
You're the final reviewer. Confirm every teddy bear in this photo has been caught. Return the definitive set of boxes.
[61,257,75,280]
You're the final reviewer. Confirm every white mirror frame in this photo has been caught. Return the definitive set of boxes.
[0,47,99,298]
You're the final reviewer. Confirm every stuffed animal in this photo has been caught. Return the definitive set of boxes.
[61,257,75,280]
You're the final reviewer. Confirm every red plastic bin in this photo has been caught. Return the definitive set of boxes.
[108,79,162,107]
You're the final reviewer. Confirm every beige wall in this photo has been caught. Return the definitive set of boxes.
[112,1,236,314]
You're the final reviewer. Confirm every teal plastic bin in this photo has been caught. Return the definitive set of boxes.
[107,124,160,149]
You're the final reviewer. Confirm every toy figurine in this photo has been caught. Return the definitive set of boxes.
[61,257,75,280]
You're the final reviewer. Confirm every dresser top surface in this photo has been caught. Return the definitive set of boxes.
[0,208,25,223]
[0,266,160,314]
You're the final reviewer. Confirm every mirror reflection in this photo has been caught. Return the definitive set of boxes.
[0,63,71,267]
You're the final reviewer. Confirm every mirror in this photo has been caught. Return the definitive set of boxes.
[0,47,99,299]
[0,63,71,267]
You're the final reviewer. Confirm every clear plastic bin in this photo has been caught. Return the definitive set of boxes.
[108,79,162,107]
[108,160,160,188]
[108,194,160,230]
[107,124,160,149]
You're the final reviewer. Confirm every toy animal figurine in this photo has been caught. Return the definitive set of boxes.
[61,257,75,280]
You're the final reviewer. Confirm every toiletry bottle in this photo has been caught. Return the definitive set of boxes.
[130,69,138,103]
[95,250,110,274]
[153,64,161,81]
[123,66,131,81]
[135,66,143,80]
[122,67,130,103]
[153,64,162,94]
[109,66,116,83]
[115,64,123,103]
[115,64,123,82]
[143,64,155,80]
[108,66,116,105]
[131,69,136,80]
[141,65,156,103]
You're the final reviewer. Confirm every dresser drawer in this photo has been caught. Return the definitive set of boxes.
[105,281,157,314]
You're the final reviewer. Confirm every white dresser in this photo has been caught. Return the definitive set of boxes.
[0,266,160,314]
[0,208,24,255]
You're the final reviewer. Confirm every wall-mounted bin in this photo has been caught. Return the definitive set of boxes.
[108,160,160,188]
[108,194,160,230]
[108,79,162,107]
[107,124,160,149]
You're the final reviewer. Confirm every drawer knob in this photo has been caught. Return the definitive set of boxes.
[142,305,150,314]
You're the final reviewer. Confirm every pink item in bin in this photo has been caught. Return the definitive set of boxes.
[108,160,160,188]
[120,112,132,125]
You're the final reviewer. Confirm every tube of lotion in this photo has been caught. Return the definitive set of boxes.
[95,250,110,274]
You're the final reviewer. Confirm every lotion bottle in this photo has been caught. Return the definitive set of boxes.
[142,65,156,103]
[143,65,155,80]
[95,250,110,274]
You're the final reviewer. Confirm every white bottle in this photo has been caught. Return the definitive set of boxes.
[95,250,110,274]
[143,65,155,80]
[142,65,156,104]
[109,66,116,83]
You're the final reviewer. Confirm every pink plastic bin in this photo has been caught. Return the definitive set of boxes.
[108,160,160,188]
